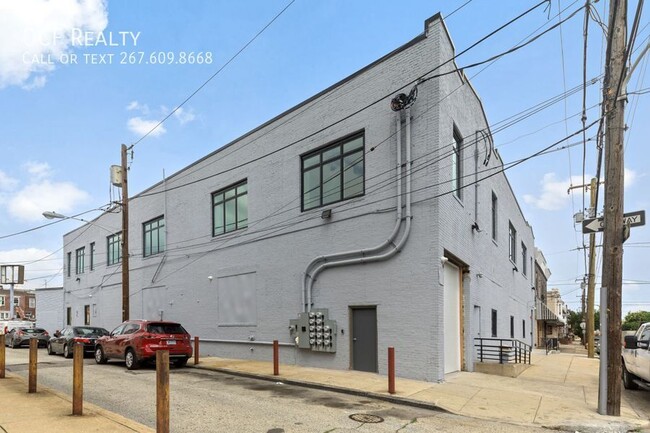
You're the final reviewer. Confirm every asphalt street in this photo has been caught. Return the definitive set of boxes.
[1,347,577,432]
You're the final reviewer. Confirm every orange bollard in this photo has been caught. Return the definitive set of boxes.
[156,350,170,433]
[273,340,279,376]
[388,347,395,394]
[72,343,83,415]
[28,338,38,393]
[0,334,5,379]
[194,336,199,365]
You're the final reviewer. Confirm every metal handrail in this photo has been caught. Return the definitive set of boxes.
[544,337,558,354]
[474,337,532,364]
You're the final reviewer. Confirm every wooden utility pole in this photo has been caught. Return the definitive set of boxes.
[569,178,600,358]
[600,0,626,416]
[121,144,130,322]
[586,178,597,358]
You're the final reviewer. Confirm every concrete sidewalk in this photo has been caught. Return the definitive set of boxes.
[0,373,153,433]
[191,344,650,432]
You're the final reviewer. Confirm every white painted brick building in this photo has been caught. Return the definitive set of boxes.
[53,14,536,381]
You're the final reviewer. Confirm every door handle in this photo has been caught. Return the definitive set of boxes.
[353,338,357,341]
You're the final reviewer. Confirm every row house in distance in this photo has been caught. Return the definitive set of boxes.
[55,13,536,381]
[0,287,36,320]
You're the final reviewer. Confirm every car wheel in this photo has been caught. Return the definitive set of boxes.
[47,342,54,355]
[622,361,639,390]
[174,357,189,368]
[125,349,140,370]
[63,344,72,359]
[12,339,19,349]
[95,346,108,364]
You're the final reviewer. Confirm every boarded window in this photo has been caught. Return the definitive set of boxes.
[217,272,257,326]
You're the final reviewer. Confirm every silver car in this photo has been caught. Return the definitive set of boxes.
[5,327,50,348]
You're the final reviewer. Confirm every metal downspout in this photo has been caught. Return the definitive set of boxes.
[302,113,403,311]
[304,109,413,311]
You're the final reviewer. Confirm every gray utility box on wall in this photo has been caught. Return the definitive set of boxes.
[290,308,337,353]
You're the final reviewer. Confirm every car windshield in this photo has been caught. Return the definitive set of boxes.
[75,327,109,336]
[22,328,45,334]
[146,323,187,335]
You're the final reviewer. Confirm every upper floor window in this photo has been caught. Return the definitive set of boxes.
[212,181,248,236]
[301,133,364,211]
[508,222,517,264]
[89,242,95,271]
[521,242,528,276]
[29,298,35,308]
[75,247,85,274]
[67,252,72,277]
[452,128,463,199]
[491,192,498,241]
[143,216,166,257]
[0,296,4,306]
[107,233,122,266]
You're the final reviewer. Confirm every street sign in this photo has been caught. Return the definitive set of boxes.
[582,210,646,234]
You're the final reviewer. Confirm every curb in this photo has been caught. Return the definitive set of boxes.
[188,363,650,432]
[188,363,447,413]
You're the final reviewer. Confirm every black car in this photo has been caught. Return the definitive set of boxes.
[48,326,110,358]
[5,327,50,348]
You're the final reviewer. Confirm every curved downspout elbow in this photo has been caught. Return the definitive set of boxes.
[304,109,413,312]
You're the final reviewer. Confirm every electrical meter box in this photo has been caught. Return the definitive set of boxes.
[289,308,337,353]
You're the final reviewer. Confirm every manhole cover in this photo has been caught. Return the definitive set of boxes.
[349,413,384,423]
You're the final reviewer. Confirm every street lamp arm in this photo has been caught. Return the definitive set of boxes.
[42,211,120,235]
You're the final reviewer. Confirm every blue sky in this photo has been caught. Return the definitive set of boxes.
[0,0,648,317]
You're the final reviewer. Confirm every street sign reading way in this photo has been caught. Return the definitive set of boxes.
[582,210,646,234]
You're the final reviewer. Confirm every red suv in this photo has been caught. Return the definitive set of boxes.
[94,320,192,369]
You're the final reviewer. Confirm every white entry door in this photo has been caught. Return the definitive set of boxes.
[444,262,461,373]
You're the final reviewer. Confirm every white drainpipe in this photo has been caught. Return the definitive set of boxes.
[303,108,413,312]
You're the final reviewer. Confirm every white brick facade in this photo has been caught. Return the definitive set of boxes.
[53,14,535,381]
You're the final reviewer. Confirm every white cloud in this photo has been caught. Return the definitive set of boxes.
[524,173,580,211]
[0,0,108,89]
[0,248,60,290]
[126,100,149,114]
[624,168,639,188]
[0,170,19,191]
[125,103,195,137]
[8,180,89,221]
[524,168,641,211]
[173,107,195,125]
[23,161,52,179]
[127,117,166,137]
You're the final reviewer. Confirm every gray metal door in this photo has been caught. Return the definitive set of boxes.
[351,307,377,372]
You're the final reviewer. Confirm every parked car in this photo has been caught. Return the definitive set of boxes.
[622,322,650,390]
[47,326,110,358]
[4,327,49,348]
[94,320,192,370]
[1,320,35,335]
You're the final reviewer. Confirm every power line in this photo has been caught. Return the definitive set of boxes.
[130,0,296,148]
[136,0,558,200]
